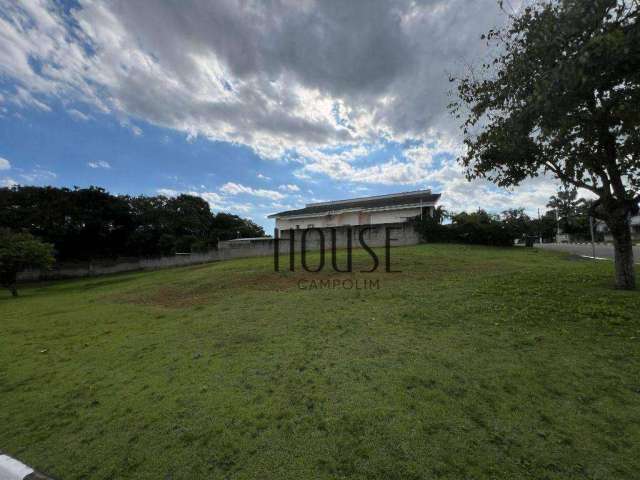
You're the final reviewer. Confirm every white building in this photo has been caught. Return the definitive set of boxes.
[269,189,441,233]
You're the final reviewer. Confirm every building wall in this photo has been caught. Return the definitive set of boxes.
[275,206,432,232]
[335,212,360,226]
[369,207,422,224]
[276,216,320,230]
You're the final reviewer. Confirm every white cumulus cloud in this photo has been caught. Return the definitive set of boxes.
[278,184,300,192]
[220,182,285,201]
[87,160,111,169]
[1,177,17,187]
[68,109,91,121]
[1,0,568,216]
[0,0,515,162]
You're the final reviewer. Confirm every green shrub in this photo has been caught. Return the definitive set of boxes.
[414,210,515,247]
[0,229,54,297]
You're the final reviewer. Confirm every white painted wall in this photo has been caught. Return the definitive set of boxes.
[275,206,433,232]
[369,207,422,224]
[276,216,325,231]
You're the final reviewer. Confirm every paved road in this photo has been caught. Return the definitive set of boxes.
[535,243,640,263]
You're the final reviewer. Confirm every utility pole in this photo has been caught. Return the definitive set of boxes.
[589,216,596,259]
[538,208,542,244]
[556,208,561,242]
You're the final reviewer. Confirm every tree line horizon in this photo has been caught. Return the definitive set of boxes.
[0,181,627,297]
[0,185,265,262]
[1,182,598,259]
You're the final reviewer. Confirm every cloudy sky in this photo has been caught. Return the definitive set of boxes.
[0,0,560,229]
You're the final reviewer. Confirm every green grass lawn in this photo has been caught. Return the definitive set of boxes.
[1,244,639,479]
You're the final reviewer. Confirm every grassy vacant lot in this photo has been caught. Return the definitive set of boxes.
[1,244,639,479]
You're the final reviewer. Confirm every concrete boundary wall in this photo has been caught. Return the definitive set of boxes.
[18,224,420,282]
[218,223,420,260]
[17,251,221,282]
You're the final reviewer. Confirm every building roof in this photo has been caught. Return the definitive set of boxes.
[268,189,440,219]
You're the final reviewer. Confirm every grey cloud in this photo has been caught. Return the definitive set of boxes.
[109,0,415,95]
[1,0,515,158]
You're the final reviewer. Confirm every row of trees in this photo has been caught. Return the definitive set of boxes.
[414,209,516,247]
[0,186,265,261]
[415,187,601,247]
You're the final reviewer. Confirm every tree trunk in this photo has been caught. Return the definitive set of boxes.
[607,215,636,290]
[2,271,19,297]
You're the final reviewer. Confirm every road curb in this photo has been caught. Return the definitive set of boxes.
[0,453,55,480]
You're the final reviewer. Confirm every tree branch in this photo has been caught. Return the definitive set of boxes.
[588,198,604,219]
[544,161,598,193]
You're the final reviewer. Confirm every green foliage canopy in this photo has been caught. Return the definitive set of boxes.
[450,0,640,288]
[0,186,265,260]
[0,229,54,296]
[452,0,640,207]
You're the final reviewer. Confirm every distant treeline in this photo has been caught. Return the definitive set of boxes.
[413,205,598,247]
[0,186,265,260]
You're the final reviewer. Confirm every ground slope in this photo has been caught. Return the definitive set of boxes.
[1,244,639,479]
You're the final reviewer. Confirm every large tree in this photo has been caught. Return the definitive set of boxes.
[546,186,580,230]
[450,0,640,289]
[546,185,589,238]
